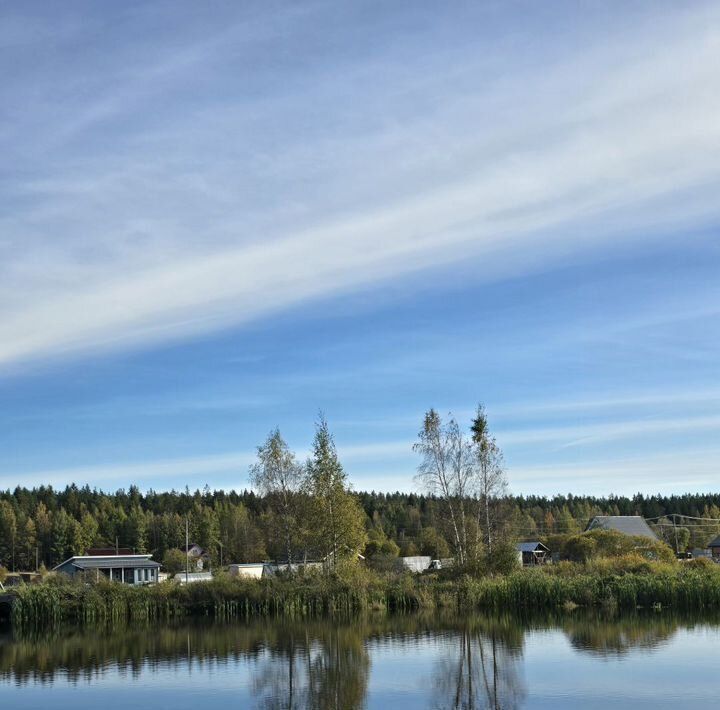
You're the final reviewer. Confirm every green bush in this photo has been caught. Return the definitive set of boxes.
[162,549,187,575]
[486,542,521,575]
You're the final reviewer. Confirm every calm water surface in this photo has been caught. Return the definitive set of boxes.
[1,613,717,708]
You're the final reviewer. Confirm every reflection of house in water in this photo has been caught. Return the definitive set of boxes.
[516,541,549,566]
[54,553,160,584]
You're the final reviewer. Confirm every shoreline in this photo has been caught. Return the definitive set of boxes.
[7,564,720,629]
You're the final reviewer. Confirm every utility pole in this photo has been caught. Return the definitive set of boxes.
[185,517,189,585]
[35,545,39,572]
[673,514,680,555]
[218,541,223,569]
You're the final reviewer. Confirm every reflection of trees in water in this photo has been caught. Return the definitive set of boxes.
[252,625,369,709]
[561,614,681,657]
[3,611,720,706]
[432,618,526,710]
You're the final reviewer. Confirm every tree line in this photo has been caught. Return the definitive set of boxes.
[2,408,720,571]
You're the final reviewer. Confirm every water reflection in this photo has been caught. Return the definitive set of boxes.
[1,612,719,708]
[562,614,679,657]
[432,617,526,710]
[252,625,369,709]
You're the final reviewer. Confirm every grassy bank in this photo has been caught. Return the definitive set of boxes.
[9,559,720,628]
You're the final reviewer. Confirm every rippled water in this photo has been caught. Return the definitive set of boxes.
[1,613,717,708]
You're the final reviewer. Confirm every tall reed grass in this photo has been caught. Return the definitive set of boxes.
[10,561,720,629]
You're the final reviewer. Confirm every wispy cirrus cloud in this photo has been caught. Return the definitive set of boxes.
[1,3,719,369]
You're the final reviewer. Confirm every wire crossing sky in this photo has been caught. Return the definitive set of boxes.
[1,1,719,495]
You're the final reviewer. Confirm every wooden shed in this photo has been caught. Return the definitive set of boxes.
[516,541,550,566]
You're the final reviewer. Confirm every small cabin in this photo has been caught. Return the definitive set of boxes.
[516,541,550,566]
[708,535,720,559]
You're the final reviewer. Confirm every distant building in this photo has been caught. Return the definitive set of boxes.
[264,561,324,576]
[708,535,720,559]
[174,571,213,584]
[229,563,265,579]
[54,554,160,584]
[184,543,211,570]
[585,516,658,540]
[516,541,550,566]
[0,572,41,587]
[395,556,432,573]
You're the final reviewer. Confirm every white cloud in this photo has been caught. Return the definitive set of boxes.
[0,4,719,368]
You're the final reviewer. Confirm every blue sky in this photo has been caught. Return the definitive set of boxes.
[1,1,719,496]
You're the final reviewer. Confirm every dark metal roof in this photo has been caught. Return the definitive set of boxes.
[516,542,549,553]
[586,516,658,540]
[708,535,720,548]
[55,555,160,571]
[74,558,160,570]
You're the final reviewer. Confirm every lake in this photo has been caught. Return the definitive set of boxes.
[1,613,717,708]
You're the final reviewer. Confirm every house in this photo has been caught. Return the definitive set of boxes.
[229,563,265,579]
[395,556,432,573]
[708,535,720,559]
[184,543,211,570]
[516,541,550,566]
[53,554,160,584]
[585,515,658,540]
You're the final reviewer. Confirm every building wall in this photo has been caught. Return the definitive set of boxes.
[229,564,264,579]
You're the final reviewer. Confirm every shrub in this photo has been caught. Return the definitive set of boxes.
[162,549,187,575]
[564,536,597,563]
[486,542,521,575]
[418,527,450,558]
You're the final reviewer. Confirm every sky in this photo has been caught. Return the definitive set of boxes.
[1,1,719,497]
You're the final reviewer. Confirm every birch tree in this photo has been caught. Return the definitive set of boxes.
[470,405,507,555]
[413,409,473,566]
[250,428,304,565]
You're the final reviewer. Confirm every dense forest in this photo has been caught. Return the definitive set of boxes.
[2,483,720,572]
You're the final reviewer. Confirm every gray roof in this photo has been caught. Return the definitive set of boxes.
[586,516,658,540]
[55,555,160,571]
[516,542,549,553]
[708,535,720,548]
